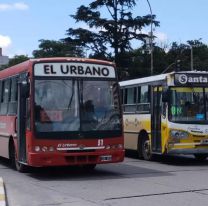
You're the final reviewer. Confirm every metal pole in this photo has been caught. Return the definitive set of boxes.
[146,0,153,75]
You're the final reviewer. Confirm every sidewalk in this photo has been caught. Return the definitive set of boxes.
[0,178,6,206]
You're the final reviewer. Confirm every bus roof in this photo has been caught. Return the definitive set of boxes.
[119,73,170,87]
[0,57,116,79]
[119,70,208,87]
[27,57,115,66]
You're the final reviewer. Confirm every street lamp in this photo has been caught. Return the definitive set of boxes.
[146,0,153,75]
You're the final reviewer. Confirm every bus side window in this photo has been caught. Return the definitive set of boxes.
[123,87,137,112]
[0,79,11,115]
[137,85,150,113]
[8,77,18,115]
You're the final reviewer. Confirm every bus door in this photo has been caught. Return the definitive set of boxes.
[151,86,162,153]
[17,74,29,163]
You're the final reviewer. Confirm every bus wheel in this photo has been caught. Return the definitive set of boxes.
[194,154,207,161]
[142,137,152,161]
[15,159,28,173]
[10,142,28,173]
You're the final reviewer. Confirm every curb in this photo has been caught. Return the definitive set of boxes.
[0,178,6,206]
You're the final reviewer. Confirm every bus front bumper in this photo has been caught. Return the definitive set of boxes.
[168,142,208,154]
[27,150,125,167]
[168,148,208,155]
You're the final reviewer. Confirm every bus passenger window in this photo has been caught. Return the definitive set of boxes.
[8,77,18,115]
[123,87,137,112]
[0,79,11,115]
[137,85,150,113]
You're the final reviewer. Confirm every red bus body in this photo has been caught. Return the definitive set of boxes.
[0,58,124,169]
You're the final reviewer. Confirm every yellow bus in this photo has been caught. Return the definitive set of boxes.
[120,71,208,160]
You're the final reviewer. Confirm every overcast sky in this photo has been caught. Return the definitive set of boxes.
[1,0,208,57]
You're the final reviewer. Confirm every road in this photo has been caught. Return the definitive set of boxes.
[0,152,208,206]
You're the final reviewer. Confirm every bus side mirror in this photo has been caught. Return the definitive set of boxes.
[162,89,170,102]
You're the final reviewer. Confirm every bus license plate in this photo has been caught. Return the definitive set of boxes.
[100,155,112,162]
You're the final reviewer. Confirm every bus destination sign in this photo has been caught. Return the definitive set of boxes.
[174,73,208,86]
[34,62,116,78]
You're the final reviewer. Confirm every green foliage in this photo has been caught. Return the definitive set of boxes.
[123,39,208,80]
[32,39,84,58]
[0,54,29,70]
[64,0,159,74]
[8,55,29,67]
[166,39,208,72]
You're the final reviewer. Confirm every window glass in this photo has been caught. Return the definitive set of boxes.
[1,81,5,103]
[81,80,121,131]
[3,79,11,103]
[140,85,149,103]
[35,79,80,132]
[8,77,18,115]
[137,85,150,113]
[35,79,122,133]
[170,87,206,122]
[126,88,136,104]
[0,80,10,115]
[11,77,18,102]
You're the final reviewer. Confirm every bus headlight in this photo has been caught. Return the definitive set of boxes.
[41,146,48,152]
[34,146,54,152]
[170,130,189,139]
[34,146,41,152]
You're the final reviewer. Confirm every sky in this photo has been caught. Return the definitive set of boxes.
[0,0,208,58]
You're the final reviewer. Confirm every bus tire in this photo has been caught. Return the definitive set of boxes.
[194,154,207,161]
[9,141,28,173]
[141,136,153,161]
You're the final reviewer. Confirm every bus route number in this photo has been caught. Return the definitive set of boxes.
[98,139,104,146]
[171,106,182,116]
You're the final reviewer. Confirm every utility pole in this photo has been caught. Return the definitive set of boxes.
[146,0,153,75]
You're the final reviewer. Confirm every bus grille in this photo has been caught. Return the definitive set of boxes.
[66,149,95,153]
[65,155,97,164]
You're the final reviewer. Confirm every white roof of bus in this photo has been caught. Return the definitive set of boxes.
[119,70,208,87]
[119,73,170,87]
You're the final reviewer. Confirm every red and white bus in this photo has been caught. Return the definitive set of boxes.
[0,57,124,172]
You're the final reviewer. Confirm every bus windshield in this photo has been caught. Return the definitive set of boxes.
[169,87,208,123]
[34,79,122,136]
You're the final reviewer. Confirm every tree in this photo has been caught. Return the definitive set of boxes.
[64,0,159,77]
[123,45,167,79]
[166,40,208,72]
[187,40,208,71]
[7,55,29,67]
[33,39,84,58]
